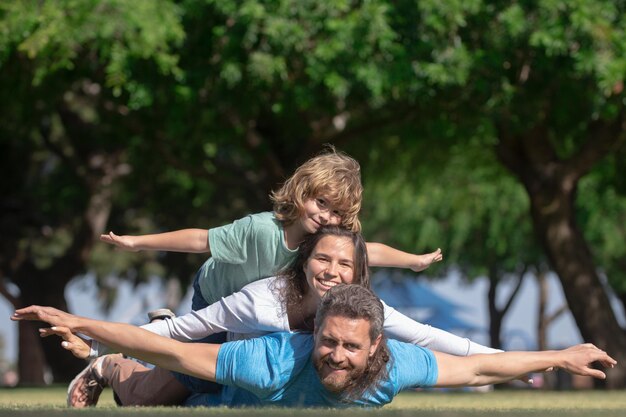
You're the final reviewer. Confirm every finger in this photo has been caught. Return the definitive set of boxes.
[14,305,42,315]
[598,357,617,368]
[11,310,43,321]
[585,368,607,380]
[38,328,59,338]
[61,339,90,358]
[40,326,73,340]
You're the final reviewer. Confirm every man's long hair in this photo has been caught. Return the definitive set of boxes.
[314,284,391,401]
[272,226,370,331]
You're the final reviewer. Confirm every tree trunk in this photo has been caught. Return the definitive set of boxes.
[487,276,503,350]
[16,320,46,385]
[526,181,626,388]
[536,272,548,352]
[11,146,121,383]
[495,122,626,388]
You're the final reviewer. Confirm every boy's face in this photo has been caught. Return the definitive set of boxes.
[300,196,343,233]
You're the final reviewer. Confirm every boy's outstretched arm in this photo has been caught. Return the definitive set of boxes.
[366,242,442,272]
[100,229,210,253]
[12,306,220,381]
[433,344,616,387]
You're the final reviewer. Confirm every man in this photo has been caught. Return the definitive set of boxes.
[13,285,616,407]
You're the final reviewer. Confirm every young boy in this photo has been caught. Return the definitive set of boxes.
[101,147,443,311]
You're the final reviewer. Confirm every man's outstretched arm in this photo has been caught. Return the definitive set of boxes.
[12,305,220,381]
[433,343,616,387]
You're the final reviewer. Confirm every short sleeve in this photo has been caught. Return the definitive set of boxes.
[387,340,439,390]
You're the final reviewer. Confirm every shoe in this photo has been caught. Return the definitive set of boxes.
[67,356,107,408]
[147,308,176,322]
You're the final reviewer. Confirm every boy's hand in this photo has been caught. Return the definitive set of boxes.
[410,248,443,272]
[39,326,92,359]
[100,231,139,252]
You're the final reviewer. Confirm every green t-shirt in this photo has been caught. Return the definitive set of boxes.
[198,211,298,305]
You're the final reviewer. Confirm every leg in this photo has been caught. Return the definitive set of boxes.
[102,354,190,406]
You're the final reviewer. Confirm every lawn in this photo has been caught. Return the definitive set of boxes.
[0,387,624,416]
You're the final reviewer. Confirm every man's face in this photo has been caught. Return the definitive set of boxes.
[312,314,381,393]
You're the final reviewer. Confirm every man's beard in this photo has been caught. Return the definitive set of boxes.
[314,355,367,393]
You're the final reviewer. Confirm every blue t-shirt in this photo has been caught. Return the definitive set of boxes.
[186,332,438,408]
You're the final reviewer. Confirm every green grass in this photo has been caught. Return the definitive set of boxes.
[0,387,625,416]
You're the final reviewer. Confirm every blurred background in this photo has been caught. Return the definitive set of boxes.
[0,0,625,389]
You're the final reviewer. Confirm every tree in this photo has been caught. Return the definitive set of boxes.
[357,0,626,387]
[2,0,625,387]
[0,0,186,383]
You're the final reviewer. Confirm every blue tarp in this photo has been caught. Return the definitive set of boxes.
[372,271,479,333]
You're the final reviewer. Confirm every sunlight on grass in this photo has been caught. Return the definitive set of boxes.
[1,387,625,416]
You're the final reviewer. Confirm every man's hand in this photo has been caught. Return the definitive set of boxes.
[39,326,92,359]
[559,343,617,379]
[100,231,139,251]
[12,305,80,330]
[410,248,443,272]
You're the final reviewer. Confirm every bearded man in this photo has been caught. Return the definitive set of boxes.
[13,285,616,407]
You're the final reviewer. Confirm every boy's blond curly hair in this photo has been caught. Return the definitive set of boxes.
[270,146,362,232]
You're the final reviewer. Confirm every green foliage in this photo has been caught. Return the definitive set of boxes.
[578,159,626,294]
[361,133,541,281]
[0,0,184,106]
[1,0,625,322]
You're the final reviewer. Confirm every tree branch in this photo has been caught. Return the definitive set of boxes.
[567,110,626,181]
[501,265,528,316]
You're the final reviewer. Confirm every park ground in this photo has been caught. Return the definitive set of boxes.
[0,388,624,416]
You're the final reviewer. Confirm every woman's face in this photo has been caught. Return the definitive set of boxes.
[304,235,355,301]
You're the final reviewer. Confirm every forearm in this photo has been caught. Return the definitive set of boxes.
[141,309,224,341]
[434,350,557,387]
[383,304,501,356]
[366,242,414,268]
[74,317,218,380]
[422,326,502,356]
[132,229,209,253]
[470,351,559,385]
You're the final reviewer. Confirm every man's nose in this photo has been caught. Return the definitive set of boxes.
[329,346,346,364]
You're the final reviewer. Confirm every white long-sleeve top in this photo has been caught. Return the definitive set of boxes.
[139,277,500,356]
